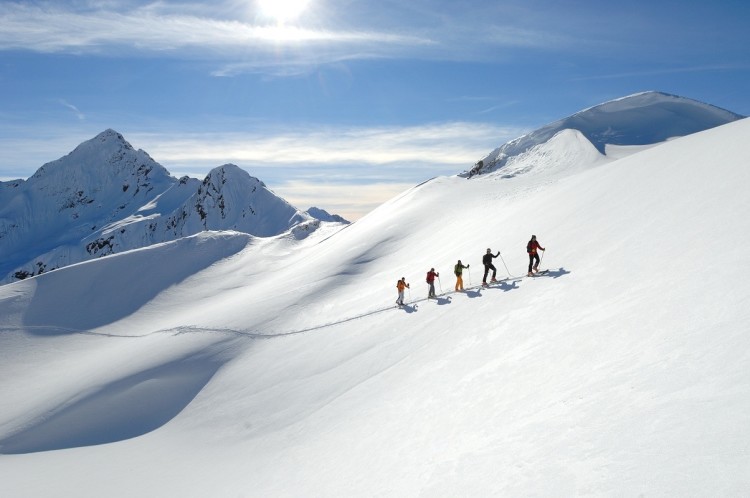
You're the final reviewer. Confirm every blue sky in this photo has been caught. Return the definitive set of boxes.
[1,0,748,220]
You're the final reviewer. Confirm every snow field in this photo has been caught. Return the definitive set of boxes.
[1,118,750,496]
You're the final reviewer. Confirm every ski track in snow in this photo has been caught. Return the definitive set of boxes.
[0,271,558,340]
[22,267,570,340]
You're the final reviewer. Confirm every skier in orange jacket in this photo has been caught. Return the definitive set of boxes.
[396,277,410,306]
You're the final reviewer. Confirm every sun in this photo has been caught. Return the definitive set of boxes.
[258,0,311,24]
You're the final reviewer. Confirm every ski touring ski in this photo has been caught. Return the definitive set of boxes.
[396,302,418,310]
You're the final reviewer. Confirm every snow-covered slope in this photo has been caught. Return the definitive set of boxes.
[0,130,314,284]
[306,206,351,224]
[1,111,749,496]
[468,91,744,176]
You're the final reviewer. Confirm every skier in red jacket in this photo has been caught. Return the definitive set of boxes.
[426,268,439,299]
[527,235,545,276]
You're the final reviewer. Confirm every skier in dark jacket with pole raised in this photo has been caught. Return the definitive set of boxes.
[482,248,500,286]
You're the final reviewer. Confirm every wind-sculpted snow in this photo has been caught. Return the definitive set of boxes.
[490,128,609,180]
[1,232,251,332]
[468,91,744,176]
[306,207,351,224]
[0,352,224,454]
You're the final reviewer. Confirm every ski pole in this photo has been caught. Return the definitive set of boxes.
[437,275,443,294]
[468,267,472,286]
[498,251,512,277]
[539,249,546,270]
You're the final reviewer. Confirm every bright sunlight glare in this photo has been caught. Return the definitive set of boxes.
[257,0,311,23]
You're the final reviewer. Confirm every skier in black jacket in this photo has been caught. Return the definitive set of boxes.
[482,248,500,285]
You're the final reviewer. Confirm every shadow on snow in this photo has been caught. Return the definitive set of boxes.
[0,351,228,455]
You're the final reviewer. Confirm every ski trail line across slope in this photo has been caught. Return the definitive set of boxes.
[157,268,570,339]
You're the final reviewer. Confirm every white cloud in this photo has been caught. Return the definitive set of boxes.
[0,3,432,56]
[58,100,85,120]
[130,122,523,169]
[0,1,564,74]
[0,121,524,176]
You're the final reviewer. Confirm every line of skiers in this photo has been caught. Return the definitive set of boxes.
[396,235,545,306]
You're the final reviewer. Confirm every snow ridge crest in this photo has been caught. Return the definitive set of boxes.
[468,91,744,177]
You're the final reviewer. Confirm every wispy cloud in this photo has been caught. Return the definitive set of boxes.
[131,122,524,170]
[0,1,566,75]
[0,3,431,57]
[572,64,750,81]
[448,98,522,116]
[58,99,85,120]
[0,120,524,174]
